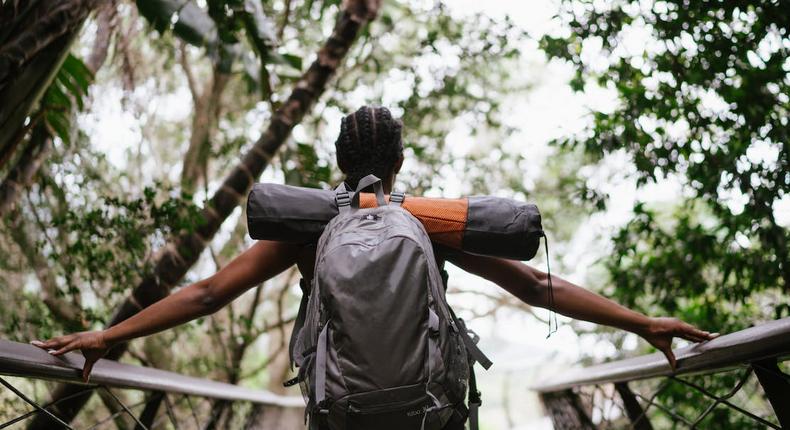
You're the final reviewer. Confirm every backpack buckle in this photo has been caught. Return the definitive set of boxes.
[336,190,351,208]
[389,190,405,206]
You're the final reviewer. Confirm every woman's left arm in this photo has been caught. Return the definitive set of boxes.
[446,251,717,370]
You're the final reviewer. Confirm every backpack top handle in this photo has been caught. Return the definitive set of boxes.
[349,174,387,209]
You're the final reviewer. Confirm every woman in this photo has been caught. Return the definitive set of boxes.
[33,106,715,424]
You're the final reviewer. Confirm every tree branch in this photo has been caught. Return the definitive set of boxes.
[0,121,50,217]
[180,64,230,194]
[179,41,201,105]
[86,2,117,74]
[276,0,293,41]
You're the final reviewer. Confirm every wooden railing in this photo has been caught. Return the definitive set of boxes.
[533,317,790,429]
[0,339,303,429]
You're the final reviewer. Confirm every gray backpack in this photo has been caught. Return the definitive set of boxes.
[286,175,492,430]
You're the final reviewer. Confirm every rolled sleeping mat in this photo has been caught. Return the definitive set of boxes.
[246,183,544,260]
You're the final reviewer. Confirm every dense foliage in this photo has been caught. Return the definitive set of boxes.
[542,0,788,326]
[541,0,788,426]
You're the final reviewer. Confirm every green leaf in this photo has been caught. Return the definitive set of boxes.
[279,53,302,70]
[43,82,71,111]
[61,54,93,93]
[266,51,302,70]
[136,0,218,48]
[56,72,84,110]
[55,58,93,111]
[45,110,71,145]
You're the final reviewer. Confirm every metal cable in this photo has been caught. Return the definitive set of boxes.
[100,386,150,430]
[0,385,95,429]
[82,398,149,430]
[0,376,75,429]
[162,393,180,429]
[184,394,202,429]
[632,391,695,427]
[671,372,781,429]
[626,378,672,429]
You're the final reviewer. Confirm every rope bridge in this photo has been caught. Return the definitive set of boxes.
[534,317,790,429]
[0,339,303,429]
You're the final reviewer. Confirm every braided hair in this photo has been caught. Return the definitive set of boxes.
[335,106,404,189]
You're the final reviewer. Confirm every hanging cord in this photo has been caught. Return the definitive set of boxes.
[544,233,559,338]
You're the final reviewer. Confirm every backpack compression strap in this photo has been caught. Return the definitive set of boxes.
[389,190,405,206]
[336,183,351,214]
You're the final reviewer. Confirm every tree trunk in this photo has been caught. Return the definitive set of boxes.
[0,123,51,216]
[0,0,115,217]
[0,0,100,168]
[540,390,596,430]
[29,1,380,427]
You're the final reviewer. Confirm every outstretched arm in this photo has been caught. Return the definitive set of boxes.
[446,252,717,370]
[32,240,302,380]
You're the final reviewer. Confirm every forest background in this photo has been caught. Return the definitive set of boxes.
[0,0,787,428]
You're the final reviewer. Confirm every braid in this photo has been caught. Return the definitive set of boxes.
[335,106,403,189]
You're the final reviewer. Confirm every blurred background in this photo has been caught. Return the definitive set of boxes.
[0,0,787,428]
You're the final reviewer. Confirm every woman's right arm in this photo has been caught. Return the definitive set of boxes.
[32,240,302,380]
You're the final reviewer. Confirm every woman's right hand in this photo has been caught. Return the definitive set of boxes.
[31,331,111,382]
[637,317,718,371]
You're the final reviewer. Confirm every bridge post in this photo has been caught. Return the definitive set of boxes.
[752,358,790,428]
[540,389,596,430]
[614,382,653,430]
[135,391,164,430]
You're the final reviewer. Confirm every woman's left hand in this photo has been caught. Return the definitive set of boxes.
[638,317,718,371]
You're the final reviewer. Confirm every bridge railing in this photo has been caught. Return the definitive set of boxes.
[0,338,304,429]
[533,317,790,429]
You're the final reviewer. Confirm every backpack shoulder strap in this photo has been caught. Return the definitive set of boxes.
[468,364,482,430]
[287,278,311,370]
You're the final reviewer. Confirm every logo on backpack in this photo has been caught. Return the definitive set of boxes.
[406,407,429,417]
